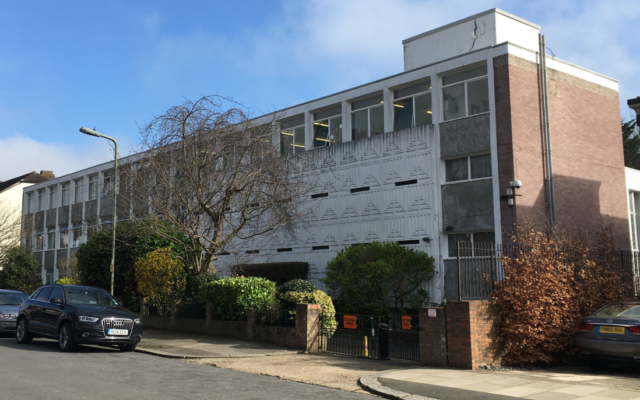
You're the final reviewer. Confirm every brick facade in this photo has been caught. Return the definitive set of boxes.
[494,54,628,247]
[418,307,447,366]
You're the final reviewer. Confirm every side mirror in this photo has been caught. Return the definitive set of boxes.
[50,298,62,305]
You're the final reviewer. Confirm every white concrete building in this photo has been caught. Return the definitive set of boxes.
[21,9,629,301]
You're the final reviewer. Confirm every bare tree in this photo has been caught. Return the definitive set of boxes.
[124,96,317,275]
[0,197,22,266]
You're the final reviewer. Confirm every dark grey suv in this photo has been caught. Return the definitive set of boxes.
[0,289,28,334]
[575,302,640,369]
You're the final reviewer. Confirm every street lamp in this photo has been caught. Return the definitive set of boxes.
[79,127,118,296]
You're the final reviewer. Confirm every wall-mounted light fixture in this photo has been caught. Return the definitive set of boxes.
[445,226,455,232]
[422,237,431,243]
[501,180,522,207]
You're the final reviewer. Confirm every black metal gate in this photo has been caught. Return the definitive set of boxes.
[387,313,420,361]
[318,312,380,359]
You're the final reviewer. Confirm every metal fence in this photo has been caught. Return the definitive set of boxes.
[319,312,380,359]
[456,242,640,300]
[387,313,420,361]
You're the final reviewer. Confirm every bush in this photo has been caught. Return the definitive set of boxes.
[233,262,309,286]
[199,277,277,320]
[177,271,218,319]
[136,248,187,300]
[1,246,41,293]
[55,276,81,285]
[280,290,337,335]
[277,279,316,295]
[323,242,435,317]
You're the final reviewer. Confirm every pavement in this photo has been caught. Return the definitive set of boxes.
[363,366,640,400]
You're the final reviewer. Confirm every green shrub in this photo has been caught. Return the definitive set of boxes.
[233,262,309,285]
[280,290,337,335]
[323,242,435,317]
[55,276,81,285]
[1,246,41,293]
[199,277,277,320]
[277,279,316,295]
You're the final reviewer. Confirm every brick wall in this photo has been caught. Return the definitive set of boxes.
[494,54,629,247]
[445,300,500,369]
[419,307,447,366]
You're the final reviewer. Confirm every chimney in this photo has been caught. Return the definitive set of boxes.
[40,170,55,180]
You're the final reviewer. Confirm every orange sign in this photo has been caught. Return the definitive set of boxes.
[343,315,357,329]
[401,315,412,330]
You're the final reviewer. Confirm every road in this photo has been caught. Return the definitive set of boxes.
[0,336,372,400]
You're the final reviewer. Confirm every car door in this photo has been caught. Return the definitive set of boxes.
[29,287,53,334]
[42,286,65,337]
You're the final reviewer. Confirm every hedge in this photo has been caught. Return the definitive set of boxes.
[233,262,309,286]
[199,277,277,320]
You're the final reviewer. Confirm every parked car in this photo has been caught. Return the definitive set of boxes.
[16,284,142,352]
[0,289,28,334]
[575,302,640,369]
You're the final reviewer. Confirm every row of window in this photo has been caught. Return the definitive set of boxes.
[25,172,113,214]
[280,64,489,155]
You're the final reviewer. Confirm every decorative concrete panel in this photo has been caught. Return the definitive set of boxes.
[71,203,83,225]
[45,208,57,228]
[441,179,494,232]
[85,199,98,222]
[440,113,491,159]
[34,211,44,231]
[57,206,70,227]
[100,196,113,219]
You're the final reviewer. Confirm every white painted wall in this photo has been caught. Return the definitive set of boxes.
[0,182,34,251]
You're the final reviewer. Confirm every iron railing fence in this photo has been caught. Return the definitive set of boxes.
[318,312,380,359]
[456,242,640,300]
[387,313,420,361]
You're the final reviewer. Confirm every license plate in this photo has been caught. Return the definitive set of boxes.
[600,326,625,334]
[107,329,128,336]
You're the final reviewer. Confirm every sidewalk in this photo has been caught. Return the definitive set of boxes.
[363,366,640,400]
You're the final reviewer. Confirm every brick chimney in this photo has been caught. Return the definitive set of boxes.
[40,170,55,180]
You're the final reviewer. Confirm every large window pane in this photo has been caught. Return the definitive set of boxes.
[47,231,55,250]
[351,95,383,111]
[443,65,487,86]
[443,84,465,121]
[329,116,342,145]
[314,106,341,121]
[414,93,433,127]
[351,109,368,141]
[280,130,293,156]
[467,78,489,116]
[369,106,384,137]
[394,81,431,99]
[445,158,468,182]
[470,154,492,179]
[59,228,68,248]
[313,120,330,148]
[281,116,305,129]
[294,126,305,154]
[448,233,471,257]
[393,98,413,131]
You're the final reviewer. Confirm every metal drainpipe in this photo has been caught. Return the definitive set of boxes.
[539,34,556,227]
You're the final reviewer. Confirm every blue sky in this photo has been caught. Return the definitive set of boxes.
[1,0,639,180]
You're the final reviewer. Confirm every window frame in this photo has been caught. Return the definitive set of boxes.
[74,178,84,203]
[47,229,56,250]
[48,186,57,209]
[279,120,306,156]
[37,189,44,212]
[313,108,342,148]
[447,231,495,258]
[350,94,384,140]
[88,175,98,201]
[443,153,492,184]
[392,82,432,130]
[441,65,489,122]
[25,192,34,214]
[61,182,70,207]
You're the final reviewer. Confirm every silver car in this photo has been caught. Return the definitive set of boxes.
[575,302,640,370]
[0,289,28,334]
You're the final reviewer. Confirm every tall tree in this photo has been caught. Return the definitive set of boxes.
[124,96,316,275]
[622,119,640,169]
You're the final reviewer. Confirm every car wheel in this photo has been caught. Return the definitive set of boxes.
[15,318,33,344]
[118,344,137,352]
[589,359,610,371]
[58,323,77,352]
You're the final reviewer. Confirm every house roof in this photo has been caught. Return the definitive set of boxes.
[0,171,53,194]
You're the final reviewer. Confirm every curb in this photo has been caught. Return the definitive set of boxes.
[359,370,439,400]
[135,346,298,360]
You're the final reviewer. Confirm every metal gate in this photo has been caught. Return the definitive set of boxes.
[387,313,420,361]
[318,312,380,359]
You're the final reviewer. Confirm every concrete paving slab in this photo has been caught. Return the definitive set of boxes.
[553,386,610,396]
[492,386,548,398]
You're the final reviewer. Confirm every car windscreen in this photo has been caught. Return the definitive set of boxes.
[594,304,640,317]
[0,292,28,305]
[64,288,118,306]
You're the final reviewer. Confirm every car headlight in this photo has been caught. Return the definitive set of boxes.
[134,318,141,324]
[79,316,100,323]
[0,314,17,320]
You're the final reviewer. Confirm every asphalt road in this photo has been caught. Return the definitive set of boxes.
[0,336,372,400]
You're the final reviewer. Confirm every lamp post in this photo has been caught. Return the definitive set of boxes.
[79,127,118,296]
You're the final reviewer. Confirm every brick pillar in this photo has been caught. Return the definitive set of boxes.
[445,301,472,369]
[246,308,257,341]
[294,303,320,351]
[419,307,447,366]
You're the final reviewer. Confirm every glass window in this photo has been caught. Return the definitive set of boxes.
[351,109,369,141]
[36,232,44,251]
[279,116,305,156]
[350,94,384,141]
[447,231,494,257]
[49,287,64,303]
[61,183,70,206]
[36,287,53,301]
[59,227,68,248]
[102,171,114,197]
[351,95,383,111]
[49,186,57,209]
[47,229,55,250]
[88,175,98,200]
[393,81,432,130]
[470,154,492,179]
[442,64,489,121]
[72,227,82,247]
[37,190,44,211]
[369,106,384,137]
[447,233,471,257]
[26,192,33,214]
[445,158,468,182]
[74,179,84,203]
[0,291,28,305]
[313,106,342,148]
[65,288,118,306]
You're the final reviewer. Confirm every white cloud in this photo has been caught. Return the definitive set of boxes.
[0,133,116,181]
